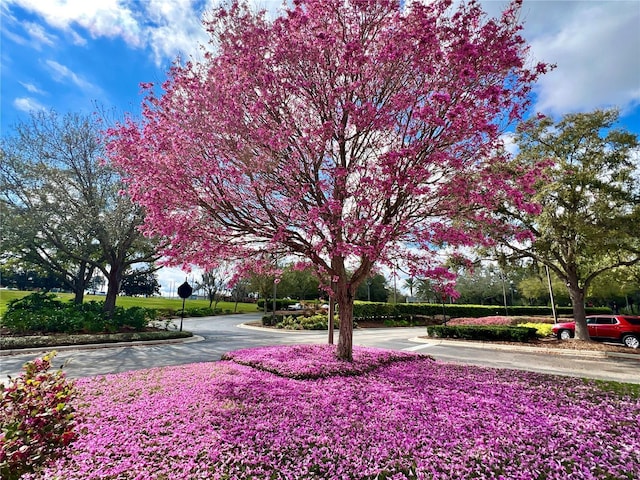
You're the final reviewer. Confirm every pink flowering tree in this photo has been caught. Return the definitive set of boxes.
[108,0,548,360]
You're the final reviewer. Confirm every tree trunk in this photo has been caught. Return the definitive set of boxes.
[336,279,355,361]
[567,276,590,341]
[70,261,94,304]
[103,264,124,317]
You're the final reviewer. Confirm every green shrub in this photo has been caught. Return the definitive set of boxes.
[112,306,150,330]
[383,318,416,327]
[262,314,290,326]
[427,325,538,343]
[0,292,153,334]
[183,306,216,317]
[262,314,340,330]
[0,352,77,480]
[0,292,67,333]
[276,314,330,330]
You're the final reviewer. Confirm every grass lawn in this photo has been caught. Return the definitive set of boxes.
[25,345,640,479]
[0,289,260,317]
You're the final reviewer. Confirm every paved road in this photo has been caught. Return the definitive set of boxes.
[1,313,639,384]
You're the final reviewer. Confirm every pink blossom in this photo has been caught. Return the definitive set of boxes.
[26,345,640,479]
[106,0,549,359]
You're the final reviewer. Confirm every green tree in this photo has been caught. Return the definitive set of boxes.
[120,269,160,297]
[454,266,505,305]
[276,266,320,300]
[355,274,388,303]
[404,277,416,299]
[498,109,640,340]
[587,266,639,310]
[0,111,160,314]
[517,269,570,306]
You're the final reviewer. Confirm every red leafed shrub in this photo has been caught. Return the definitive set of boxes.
[0,352,77,480]
[447,316,515,326]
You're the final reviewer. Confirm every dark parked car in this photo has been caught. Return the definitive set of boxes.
[552,314,640,348]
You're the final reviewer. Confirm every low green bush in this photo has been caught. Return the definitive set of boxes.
[183,306,216,317]
[262,314,299,326]
[0,292,155,334]
[261,314,340,330]
[0,352,77,480]
[427,325,538,343]
[276,314,337,330]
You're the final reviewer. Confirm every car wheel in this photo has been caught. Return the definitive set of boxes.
[558,329,573,340]
[622,334,640,349]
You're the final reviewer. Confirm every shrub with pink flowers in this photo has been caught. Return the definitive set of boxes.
[23,345,640,479]
[447,316,515,326]
[0,352,77,480]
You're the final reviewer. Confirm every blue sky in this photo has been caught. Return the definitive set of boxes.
[1,0,639,294]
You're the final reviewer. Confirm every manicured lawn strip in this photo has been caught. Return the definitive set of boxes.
[30,345,640,479]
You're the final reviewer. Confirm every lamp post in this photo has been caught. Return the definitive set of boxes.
[271,253,279,320]
[501,273,508,316]
[545,265,558,323]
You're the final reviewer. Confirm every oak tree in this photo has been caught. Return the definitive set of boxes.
[498,109,640,340]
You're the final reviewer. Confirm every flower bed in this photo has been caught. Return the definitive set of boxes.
[222,344,421,379]
[26,345,640,479]
[447,316,514,326]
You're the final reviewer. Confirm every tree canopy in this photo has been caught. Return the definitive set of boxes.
[498,109,640,340]
[0,111,160,314]
[108,0,547,359]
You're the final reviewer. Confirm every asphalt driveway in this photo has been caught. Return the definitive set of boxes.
[1,313,638,384]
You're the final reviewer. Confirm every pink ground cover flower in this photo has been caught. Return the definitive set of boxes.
[222,344,421,379]
[27,345,640,479]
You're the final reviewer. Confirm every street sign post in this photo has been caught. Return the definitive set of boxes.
[177,280,193,332]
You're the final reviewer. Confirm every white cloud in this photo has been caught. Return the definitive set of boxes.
[500,132,519,157]
[5,0,294,68]
[157,266,203,297]
[143,0,210,65]
[23,21,57,47]
[13,96,46,112]
[6,0,144,46]
[45,59,95,90]
[69,29,87,46]
[527,1,640,116]
[6,0,640,115]
[19,81,45,94]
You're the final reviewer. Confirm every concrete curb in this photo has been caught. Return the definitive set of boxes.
[408,337,640,360]
[0,335,205,357]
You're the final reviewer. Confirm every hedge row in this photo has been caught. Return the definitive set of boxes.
[427,325,539,343]
[352,302,610,320]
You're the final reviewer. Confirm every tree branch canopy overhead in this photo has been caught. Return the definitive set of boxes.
[107,0,548,359]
